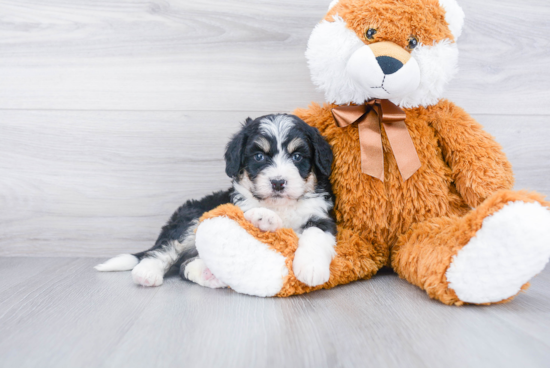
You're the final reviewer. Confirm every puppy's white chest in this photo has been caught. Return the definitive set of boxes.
[268,196,330,233]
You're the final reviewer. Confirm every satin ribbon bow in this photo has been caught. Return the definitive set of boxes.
[331,99,421,181]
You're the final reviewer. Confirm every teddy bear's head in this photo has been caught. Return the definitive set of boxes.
[306,0,465,108]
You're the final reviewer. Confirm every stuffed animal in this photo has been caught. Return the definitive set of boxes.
[193,0,550,305]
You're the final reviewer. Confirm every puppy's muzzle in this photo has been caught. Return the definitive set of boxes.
[370,42,411,75]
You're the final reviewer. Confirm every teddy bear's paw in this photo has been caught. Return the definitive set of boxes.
[293,227,336,287]
[131,258,164,287]
[244,207,284,232]
[446,201,550,304]
[181,257,228,289]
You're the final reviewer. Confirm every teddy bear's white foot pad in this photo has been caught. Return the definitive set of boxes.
[446,201,550,304]
[195,217,288,297]
[181,257,227,289]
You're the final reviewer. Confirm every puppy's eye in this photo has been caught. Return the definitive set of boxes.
[365,28,377,41]
[292,153,303,162]
[254,153,265,162]
[407,36,418,50]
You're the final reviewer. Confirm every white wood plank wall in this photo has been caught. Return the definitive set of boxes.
[1,0,549,256]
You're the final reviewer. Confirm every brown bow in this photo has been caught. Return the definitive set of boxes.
[331,99,421,181]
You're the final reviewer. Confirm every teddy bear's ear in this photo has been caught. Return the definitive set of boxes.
[327,0,339,11]
[439,0,465,40]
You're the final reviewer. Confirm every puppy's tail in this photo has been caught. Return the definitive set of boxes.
[95,254,139,272]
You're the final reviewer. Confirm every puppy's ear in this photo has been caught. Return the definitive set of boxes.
[224,125,248,178]
[307,126,333,178]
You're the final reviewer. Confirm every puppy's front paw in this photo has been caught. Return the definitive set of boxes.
[132,258,164,287]
[293,227,336,287]
[293,251,331,287]
[244,208,283,232]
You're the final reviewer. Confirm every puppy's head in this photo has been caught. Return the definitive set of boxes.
[225,114,333,204]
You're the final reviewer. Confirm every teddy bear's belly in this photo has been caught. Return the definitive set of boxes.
[298,104,470,246]
[330,136,469,247]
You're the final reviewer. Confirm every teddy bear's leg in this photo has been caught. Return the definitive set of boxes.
[196,214,290,297]
[391,190,550,306]
[194,205,384,297]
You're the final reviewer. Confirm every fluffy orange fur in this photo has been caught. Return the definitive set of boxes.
[325,0,454,48]
[199,99,548,305]
[197,0,549,305]
[200,204,382,297]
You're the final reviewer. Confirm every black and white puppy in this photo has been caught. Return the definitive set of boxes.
[95,114,336,288]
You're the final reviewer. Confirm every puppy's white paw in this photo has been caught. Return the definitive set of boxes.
[183,258,227,289]
[244,207,283,232]
[293,227,336,287]
[293,252,331,287]
[131,258,164,287]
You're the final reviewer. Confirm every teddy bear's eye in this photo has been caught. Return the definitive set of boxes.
[407,36,419,50]
[365,28,377,41]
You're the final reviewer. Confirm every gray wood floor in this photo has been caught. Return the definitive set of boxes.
[0,257,549,368]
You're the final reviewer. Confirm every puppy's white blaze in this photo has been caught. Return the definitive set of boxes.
[260,115,295,152]
[196,217,288,297]
[95,254,138,272]
[293,227,337,287]
[256,152,305,201]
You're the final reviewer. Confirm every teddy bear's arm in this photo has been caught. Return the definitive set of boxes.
[429,100,514,207]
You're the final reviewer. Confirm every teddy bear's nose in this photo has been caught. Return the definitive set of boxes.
[376,56,404,75]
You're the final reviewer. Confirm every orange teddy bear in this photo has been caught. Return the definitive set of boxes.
[194,0,550,305]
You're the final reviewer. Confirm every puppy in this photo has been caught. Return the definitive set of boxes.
[95,114,336,289]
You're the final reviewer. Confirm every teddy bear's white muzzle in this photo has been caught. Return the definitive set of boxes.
[346,45,421,99]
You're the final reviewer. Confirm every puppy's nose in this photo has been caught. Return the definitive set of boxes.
[271,179,286,192]
[376,56,403,75]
